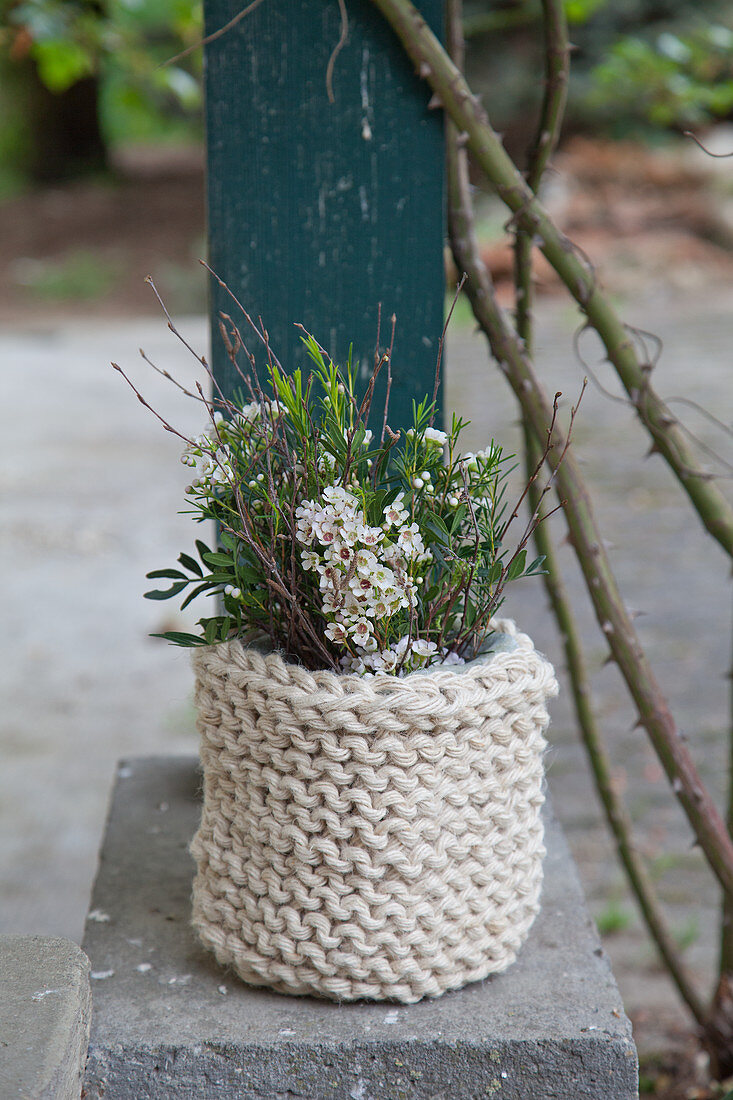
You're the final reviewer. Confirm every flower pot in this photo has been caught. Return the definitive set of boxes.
[190,619,558,1003]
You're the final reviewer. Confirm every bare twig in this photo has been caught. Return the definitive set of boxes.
[326,0,349,104]
[111,363,194,445]
[200,261,286,371]
[684,131,733,158]
[430,273,466,423]
[161,0,267,68]
[380,313,397,446]
[138,348,206,402]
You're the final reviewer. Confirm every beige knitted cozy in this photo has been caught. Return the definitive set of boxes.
[190,620,558,1003]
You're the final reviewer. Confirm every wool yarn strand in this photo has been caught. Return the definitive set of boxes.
[190,620,558,1002]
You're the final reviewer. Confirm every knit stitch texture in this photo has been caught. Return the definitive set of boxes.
[190,620,558,1002]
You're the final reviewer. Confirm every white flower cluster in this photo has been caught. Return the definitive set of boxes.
[181,420,232,490]
[342,635,465,676]
[295,484,441,674]
[407,426,448,448]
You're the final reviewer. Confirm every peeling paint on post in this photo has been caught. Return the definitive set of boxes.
[203,0,444,430]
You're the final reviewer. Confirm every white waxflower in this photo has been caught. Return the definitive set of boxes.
[301,550,321,571]
[371,565,396,590]
[323,484,355,507]
[341,655,366,675]
[383,494,409,529]
[423,427,448,447]
[199,448,233,486]
[324,621,348,645]
[340,519,360,545]
[354,548,379,575]
[238,402,261,423]
[397,523,425,558]
[296,521,314,545]
[313,516,339,545]
[411,638,438,659]
[350,617,372,643]
[349,575,374,597]
[356,523,383,547]
[332,543,354,564]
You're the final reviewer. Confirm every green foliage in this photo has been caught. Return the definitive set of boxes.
[589,22,733,130]
[11,250,119,301]
[2,0,203,144]
[139,324,550,673]
[595,900,634,935]
[564,0,606,26]
[464,0,733,138]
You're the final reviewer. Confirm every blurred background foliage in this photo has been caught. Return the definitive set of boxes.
[0,0,732,184]
[462,0,733,158]
[0,0,203,187]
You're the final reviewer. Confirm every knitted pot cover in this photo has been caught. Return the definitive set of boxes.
[190,619,558,1003]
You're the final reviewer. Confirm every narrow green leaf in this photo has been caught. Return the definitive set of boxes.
[450,504,466,532]
[144,580,188,600]
[195,539,212,563]
[180,581,216,611]
[203,551,234,567]
[150,631,207,647]
[506,549,528,581]
[424,510,451,544]
[146,568,186,581]
[489,561,503,584]
[178,552,203,577]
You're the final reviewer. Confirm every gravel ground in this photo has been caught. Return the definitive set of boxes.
[3,293,732,1055]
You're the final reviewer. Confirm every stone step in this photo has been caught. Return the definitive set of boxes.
[0,934,91,1100]
[82,755,638,1099]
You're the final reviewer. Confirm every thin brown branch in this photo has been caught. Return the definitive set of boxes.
[430,273,466,423]
[380,313,397,445]
[326,0,349,104]
[160,0,267,68]
[683,131,733,158]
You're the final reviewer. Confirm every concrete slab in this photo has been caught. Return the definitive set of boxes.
[0,934,91,1100]
[82,756,637,1099]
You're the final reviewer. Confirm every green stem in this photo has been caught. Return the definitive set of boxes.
[442,90,733,900]
[515,0,568,352]
[524,427,707,1024]
[494,0,707,1024]
[721,594,733,976]
[369,0,733,561]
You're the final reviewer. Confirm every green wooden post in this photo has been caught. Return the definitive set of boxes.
[203,0,444,431]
